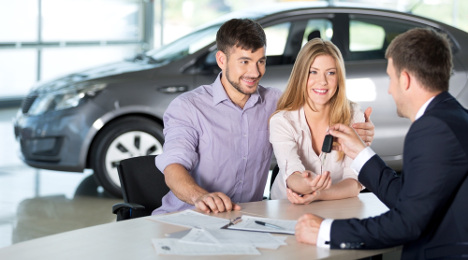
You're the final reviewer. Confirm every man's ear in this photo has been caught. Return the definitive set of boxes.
[399,70,411,91]
[216,50,226,70]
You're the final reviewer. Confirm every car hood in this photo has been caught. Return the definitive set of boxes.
[31,61,157,93]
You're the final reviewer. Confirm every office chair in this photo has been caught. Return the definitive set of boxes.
[269,164,279,199]
[112,155,170,221]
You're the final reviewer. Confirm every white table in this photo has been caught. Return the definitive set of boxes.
[0,193,401,259]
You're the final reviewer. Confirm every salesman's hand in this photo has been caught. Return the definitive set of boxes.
[194,192,241,214]
[329,124,367,160]
[295,213,324,245]
[352,107,374,146]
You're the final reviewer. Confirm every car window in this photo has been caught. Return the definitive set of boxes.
[263,19,333,66]
[350,20,385,51]
[264,22,290,56]
[302,19,333,46]
[147,24,221,63]
[347,15,422,61]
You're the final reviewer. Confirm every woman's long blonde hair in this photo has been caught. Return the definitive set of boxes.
[274,38,353,160]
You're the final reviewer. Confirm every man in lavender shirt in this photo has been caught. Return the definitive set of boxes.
[153,18,374,215]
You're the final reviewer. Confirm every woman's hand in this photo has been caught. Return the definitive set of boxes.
[287,188,321,204]
[287,171,332,204]
[302,170,331,194]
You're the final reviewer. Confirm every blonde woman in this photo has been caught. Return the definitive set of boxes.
[269,38,369,203]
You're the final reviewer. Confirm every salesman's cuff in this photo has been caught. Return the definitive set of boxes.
[317,219,333,248]
[350,147,376,174]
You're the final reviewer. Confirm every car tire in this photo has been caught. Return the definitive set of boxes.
[89,116,164,197]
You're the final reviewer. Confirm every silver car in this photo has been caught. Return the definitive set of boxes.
[14,3,468,197]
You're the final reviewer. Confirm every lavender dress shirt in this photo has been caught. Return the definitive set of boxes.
[152,73,282,214]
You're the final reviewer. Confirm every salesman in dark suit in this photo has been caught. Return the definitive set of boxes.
[294,27,468,259]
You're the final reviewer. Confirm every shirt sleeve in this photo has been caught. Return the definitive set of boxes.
[155,97,200,173]
[317,218,333,248]
[269,113,306,178]
[350,146,376,174]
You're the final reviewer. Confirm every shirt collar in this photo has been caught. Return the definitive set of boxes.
[415,96,435,121]
[212,72,262,108]
[213,73,229,105]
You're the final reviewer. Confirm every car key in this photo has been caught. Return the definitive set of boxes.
[320,134,334,175]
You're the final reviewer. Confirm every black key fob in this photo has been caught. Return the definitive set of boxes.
[322,134,333,153]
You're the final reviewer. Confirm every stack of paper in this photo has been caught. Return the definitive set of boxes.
[149,210,294,256]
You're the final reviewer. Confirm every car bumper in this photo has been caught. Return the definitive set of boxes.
[13,101,105,172]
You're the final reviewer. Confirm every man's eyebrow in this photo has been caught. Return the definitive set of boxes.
[238,56,266,61]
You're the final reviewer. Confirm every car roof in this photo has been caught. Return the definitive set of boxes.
[201,1,445,31]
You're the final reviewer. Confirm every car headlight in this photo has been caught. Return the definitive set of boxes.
[27,83,107,116]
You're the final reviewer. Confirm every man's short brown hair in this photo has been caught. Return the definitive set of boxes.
[385,28,452,92]
[216,19,266,56]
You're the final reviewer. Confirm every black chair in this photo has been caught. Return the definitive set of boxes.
[112,155,170,221]
[269,164,280,199]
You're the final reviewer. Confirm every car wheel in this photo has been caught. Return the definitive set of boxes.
[90,116,164,197]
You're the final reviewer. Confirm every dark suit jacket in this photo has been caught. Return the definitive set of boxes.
[330,92,468,259]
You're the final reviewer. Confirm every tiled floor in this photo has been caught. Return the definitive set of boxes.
[0,107,122,249]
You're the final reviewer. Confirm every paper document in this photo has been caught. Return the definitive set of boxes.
[152,238,260,256]
[149,209,229,229]
[223,215,296,235]
[179,228,287,249]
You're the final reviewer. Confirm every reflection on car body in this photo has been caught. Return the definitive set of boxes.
[14,2,468,197]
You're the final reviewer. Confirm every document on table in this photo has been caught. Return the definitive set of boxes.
[153,228,287,255]
[152,238,261,256]
[148,209,229,229]
[150,210,292,255]
[223,215,296,235]
[179,227,287,249]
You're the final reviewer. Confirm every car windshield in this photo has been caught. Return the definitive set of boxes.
[145,11,269,64]
[146,24,221,64]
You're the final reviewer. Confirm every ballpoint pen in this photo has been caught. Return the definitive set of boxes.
[254,220,284,230]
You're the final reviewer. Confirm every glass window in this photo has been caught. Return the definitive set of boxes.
[0,0,38,42]
[303,19,333,46]
[348,15,422,61]
[0,50,37,98]
[147,24,220,63]
[264,22,290,56]
[350,21,385,51]
[42,0,141,41]
[41,46,138,82]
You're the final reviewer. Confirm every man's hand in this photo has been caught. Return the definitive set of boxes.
[329,124,367,160]
[194,192,241,214]
[295,213,324,245]
[352,107,374,146]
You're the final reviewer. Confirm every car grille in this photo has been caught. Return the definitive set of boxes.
[21,94,38,114]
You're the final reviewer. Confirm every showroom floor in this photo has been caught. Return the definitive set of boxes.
[0,107,122,249]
